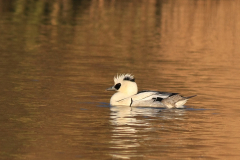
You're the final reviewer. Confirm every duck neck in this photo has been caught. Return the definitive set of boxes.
[124,82,138,96]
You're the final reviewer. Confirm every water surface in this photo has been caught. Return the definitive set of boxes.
[0,0,240,159]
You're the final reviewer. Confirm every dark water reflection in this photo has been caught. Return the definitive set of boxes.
[1,0,240,159]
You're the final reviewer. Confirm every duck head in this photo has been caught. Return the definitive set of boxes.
[106,73,138,96]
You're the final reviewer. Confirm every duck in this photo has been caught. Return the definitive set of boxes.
[106,73,196,108]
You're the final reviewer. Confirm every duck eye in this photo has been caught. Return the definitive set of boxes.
[114,83,121,90]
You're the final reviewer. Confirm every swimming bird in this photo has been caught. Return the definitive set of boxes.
[106,73,196,108]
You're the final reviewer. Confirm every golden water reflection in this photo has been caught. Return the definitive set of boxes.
[109,106,187,159]
[0,0,240,159]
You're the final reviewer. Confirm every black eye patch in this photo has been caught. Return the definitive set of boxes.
[114,83,121,90]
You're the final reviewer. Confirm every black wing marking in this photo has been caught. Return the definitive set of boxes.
[153,97,164,102]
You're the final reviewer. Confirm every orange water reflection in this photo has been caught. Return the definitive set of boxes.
[0,0,240,159]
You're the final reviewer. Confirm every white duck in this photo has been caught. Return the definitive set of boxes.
[106,74,196,108]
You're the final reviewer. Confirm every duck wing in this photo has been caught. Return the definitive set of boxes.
[116,90,181,107]
[115,91,157,104]
[134,91,179,101]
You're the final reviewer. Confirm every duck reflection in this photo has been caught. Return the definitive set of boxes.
[109,106,186,159]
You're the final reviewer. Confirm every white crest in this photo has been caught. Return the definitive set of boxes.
[114,73,135,84]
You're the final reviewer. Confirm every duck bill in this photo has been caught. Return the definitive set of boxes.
[106,86,116,91]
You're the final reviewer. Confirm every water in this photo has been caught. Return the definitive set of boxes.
[1,0,240,159]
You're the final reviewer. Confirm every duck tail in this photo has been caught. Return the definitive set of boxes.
[185,95,197,99]
[175,95,197,108]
